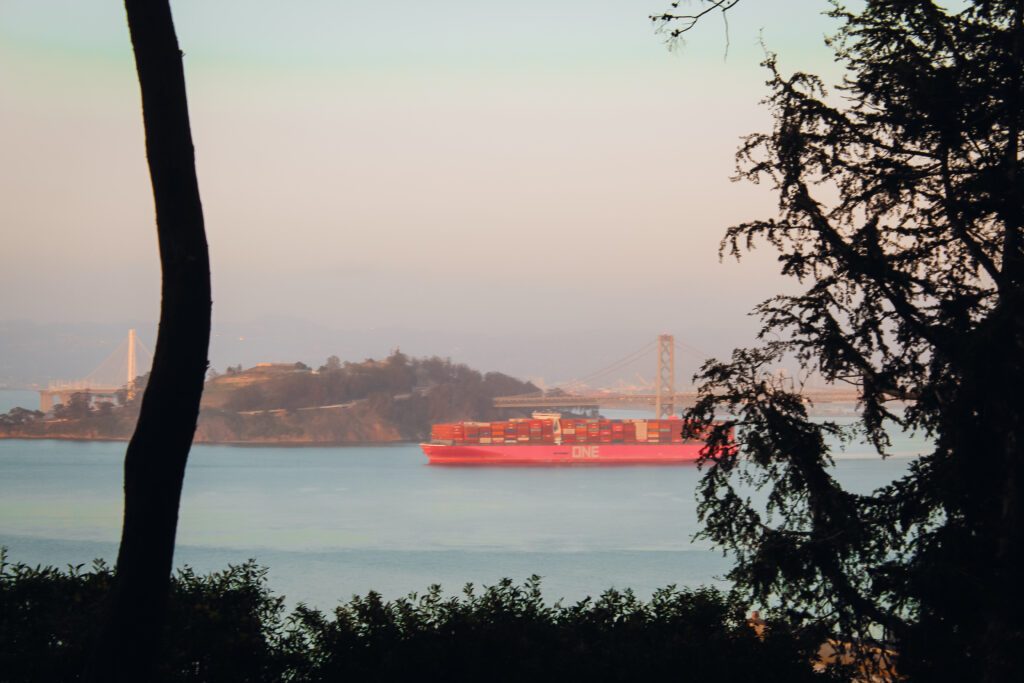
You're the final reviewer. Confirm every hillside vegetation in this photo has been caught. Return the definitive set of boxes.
[0,351,537,444]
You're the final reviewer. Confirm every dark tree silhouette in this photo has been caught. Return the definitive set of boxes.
[651,1,741,43]
[86,1,211,680]
[685,2,1024,681]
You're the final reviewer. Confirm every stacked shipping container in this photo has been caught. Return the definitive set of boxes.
[430,418,707,445]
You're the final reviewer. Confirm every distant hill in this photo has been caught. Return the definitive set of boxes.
[0,352,537,444]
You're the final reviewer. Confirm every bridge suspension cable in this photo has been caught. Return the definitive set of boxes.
[673,338,711,360]
[493,333,868,413]
[564,340,657,388]
[39,329,153,411]
[554,336,712,392]
[82,329,153,388]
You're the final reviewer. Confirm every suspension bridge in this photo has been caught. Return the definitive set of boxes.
[493,334,862,417]
[38,329,153,412]
[35,331,862,416]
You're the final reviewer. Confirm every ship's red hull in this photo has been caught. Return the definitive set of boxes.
[421,441,708,465]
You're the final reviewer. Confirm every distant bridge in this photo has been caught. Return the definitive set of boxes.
[38,329,152,412]
[493,388,863,410]
[494,334,864,416]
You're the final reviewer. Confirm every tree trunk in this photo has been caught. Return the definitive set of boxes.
[85,2,210,680]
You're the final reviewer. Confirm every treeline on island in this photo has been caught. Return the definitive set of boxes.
[0,351,538,444]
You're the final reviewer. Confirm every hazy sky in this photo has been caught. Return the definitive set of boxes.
[1,1,845,381]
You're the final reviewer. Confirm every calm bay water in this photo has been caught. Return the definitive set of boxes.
[0,396,930,609]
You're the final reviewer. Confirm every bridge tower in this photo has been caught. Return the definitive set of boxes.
[37,329,152,411]
[655,333,675,419]
[127,328,137,401]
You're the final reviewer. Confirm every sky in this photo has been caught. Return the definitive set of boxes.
[0,1,846,385]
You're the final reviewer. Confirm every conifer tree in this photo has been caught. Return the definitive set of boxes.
[678,2,1024,680]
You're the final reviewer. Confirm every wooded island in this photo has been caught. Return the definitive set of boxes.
[0,352,537,444]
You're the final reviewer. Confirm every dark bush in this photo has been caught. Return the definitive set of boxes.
[0,551,283,682]
[0,550,839,682]
[0,554,112,682]
[285,577,838,682]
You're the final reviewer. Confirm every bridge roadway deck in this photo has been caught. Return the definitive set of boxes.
[38,384,125,412]
[493,389,863,409]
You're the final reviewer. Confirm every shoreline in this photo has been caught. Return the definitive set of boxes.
[0,434,419,447]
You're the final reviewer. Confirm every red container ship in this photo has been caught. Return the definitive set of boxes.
[421,415,725,465]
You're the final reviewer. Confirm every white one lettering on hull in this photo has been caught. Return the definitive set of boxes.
[571,446,600,459]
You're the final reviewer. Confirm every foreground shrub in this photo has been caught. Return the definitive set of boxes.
[0,550,839,682]
[287,576,839,682]
[0,551,285,682]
